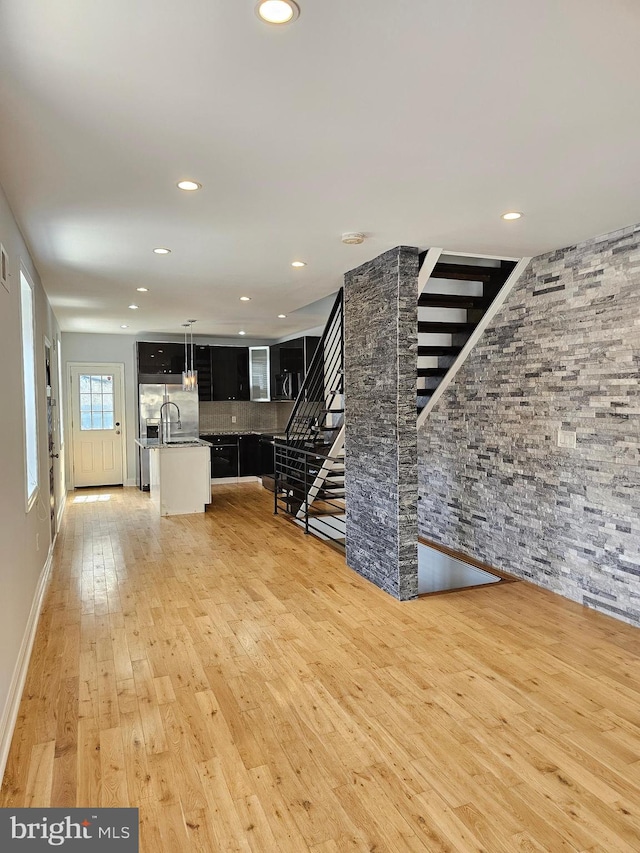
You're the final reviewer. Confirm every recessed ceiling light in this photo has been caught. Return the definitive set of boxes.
[256,0,300,24]
[240,296,251,302]
[128,304,139,310]
[136,287,149,292]
[291,261,306,268]
[153,247,171,255]
[120,324,129,329]
[501,211,523,221]
[278,314,287,319]
[177,180,202,192]
[238,330,246,336]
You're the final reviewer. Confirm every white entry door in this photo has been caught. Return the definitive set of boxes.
[70,364,124,487]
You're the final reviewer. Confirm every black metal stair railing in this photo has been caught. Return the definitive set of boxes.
[273,441,345,547]
[284,287,344,446]
[274,289,345,548]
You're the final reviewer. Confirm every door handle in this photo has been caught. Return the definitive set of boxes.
[116,430,121,435]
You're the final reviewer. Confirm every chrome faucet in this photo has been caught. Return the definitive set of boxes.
[159,401,181,444]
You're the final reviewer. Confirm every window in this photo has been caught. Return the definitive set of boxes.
[79,374,114,430]
[57,338,64,446]
[20,270,38,508]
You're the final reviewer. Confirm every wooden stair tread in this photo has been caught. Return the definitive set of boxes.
[418,321,476,334]
[417,367,448,377]
[418,293,486,309]
[431,261,516,284]
[417,345,463,356]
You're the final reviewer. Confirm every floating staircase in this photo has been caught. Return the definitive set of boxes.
[273,252,526,552]
[417,255,517,414]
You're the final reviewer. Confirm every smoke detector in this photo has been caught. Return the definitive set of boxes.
[341,232,366,245]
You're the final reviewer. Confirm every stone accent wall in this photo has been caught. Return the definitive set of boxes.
[418,224,640,627]
[345,246,419,600]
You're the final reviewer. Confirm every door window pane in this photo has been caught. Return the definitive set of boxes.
[79,374,115,430]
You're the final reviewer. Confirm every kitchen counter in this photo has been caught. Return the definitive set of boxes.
[199,430,276,437]
[136,438,212,449]
[138,440,212,515]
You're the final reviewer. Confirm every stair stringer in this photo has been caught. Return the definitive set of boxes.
[418,247,443,295]
[417,256,531,431]
[295,424,345,520]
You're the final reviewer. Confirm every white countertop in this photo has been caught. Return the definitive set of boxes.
[136,438,212,450]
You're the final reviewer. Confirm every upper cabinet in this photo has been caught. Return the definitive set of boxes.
[270,336,320,401]
[137,342,249,401]
[137,342,185,376]
[138,337,320,402]
[211,346,250,401]
[195,345,213,401]
[249,347,270,402]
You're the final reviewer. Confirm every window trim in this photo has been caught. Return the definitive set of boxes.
[19,266,39,512]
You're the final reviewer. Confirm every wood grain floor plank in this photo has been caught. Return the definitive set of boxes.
[2,483,640,852]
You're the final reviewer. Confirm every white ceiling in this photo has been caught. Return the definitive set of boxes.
[1,0,640,338]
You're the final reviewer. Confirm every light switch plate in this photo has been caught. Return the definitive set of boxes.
[557,429,577,449]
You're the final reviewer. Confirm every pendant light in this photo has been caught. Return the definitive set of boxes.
[182,320,198,391]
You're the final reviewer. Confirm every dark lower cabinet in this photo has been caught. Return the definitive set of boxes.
[201,433,275,479]
[201,435,239,479]
[239,434,260,476]
[259,435,275,476]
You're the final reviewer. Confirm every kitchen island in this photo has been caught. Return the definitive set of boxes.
[135,439,212,516]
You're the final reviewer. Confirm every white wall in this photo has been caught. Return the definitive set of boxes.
[0,184,62,779]
[62,333,138,485]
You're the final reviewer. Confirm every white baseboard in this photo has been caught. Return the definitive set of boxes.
[125,478,137,488]
[0,544,55,786]
[211,476,259,485]
[56,489,67,531]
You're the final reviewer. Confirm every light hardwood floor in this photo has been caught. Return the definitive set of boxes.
[2,483,640,852]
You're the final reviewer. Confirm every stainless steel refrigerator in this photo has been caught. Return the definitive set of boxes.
[138,382,200,490]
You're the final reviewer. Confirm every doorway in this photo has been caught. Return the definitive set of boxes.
[69,363,125,487]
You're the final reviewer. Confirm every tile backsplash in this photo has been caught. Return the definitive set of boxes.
[199,401,294,434]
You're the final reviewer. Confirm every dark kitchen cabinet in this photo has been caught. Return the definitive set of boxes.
[137,342,185,376]
[201,434,239,479]
[269,336,320,401]
[259,435,275,476]
[239,434,261,476]
[195,346,213,401]
[211,346,250,401]
[201,432,274,479]
[304,336,320,371]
